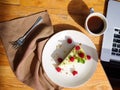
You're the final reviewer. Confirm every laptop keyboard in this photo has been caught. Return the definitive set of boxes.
[111,28,120,56]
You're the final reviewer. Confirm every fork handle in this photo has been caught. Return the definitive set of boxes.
[22,16,43,39]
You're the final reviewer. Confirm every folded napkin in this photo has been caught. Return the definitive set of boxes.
[0,10,62,90]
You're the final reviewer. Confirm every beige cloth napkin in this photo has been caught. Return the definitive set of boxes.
[0,10,62,90]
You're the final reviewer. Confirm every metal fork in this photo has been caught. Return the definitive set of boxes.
[11,16,43,49]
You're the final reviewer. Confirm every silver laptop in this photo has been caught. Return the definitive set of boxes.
[101,0,120,62]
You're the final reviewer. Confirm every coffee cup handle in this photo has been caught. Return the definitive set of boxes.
[90,8,94,14]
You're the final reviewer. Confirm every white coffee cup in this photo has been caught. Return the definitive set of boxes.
[85,8,108,36]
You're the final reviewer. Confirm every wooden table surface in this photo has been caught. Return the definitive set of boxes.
[0,0,112,90]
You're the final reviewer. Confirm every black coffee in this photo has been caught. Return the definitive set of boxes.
[87,16,104,34]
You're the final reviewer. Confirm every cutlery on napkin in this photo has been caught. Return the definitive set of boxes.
[0,10,63,90]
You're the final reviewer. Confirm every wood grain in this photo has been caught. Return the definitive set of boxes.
[0,0,20,5]
[0,0,112,90]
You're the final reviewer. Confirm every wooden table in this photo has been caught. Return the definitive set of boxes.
[0,0,112,90]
